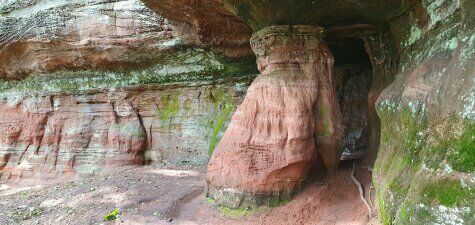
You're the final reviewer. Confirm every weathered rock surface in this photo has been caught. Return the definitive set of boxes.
[335,64,372,159]
[0,0,252,79]
[207,25,343,208]
[0,77,252,181]
[0,0,257,182]
[141,0,253,56]
[0,0,473,224]
[373,0,475,224]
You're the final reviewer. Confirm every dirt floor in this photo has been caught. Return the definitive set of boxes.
[0,162,380,225]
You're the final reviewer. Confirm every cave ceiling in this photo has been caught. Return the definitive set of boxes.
[141,0,410,34]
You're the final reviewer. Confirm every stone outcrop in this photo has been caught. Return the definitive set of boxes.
[0,0,252,79]
[207,25,343,208]
[1,0,474,224]
[372,0,475,224]
[0,0,257,182]
[0,77,252,182]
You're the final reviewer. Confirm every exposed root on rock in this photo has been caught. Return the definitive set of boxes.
[351,161,372,218]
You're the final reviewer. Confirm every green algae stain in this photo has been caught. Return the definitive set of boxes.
[400,109,427,159]
[206,88,235,156]
[103,208,120,221]
[389,178,409,199]
[159,91,181,124]
[183,99,192,112]
[320,122,332,137]
[375,104,429,223]
[446,123,475,172]
[427,122,475,173]
[318,105,333,137]
[397,201,436,225]
[376,105,474,224]
[422,179,474,207]
[378,106,427,174]
[378,191,391,225]
[219,205,255,218]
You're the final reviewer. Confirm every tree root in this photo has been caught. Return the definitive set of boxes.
[351,161,372,218]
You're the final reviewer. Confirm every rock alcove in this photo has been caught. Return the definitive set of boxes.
[0,0,473,224]
[206,24,391,208]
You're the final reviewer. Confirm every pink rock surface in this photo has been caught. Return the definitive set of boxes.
[207,25,343,200]
[0,81,249,182]
[0,0,252,79]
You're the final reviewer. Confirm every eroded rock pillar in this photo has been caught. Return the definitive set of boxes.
[206,25,342,208]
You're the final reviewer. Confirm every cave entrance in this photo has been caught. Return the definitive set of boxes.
[327,37,374,162]
[308,37,379,182]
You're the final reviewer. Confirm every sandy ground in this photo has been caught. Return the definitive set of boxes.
[0,162,379,225]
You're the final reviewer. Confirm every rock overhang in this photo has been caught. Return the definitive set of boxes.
[141,0,408,31]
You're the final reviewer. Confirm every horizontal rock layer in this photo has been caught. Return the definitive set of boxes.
[0,76,252,182]
[0,0,252,79]
[0,0,257,183]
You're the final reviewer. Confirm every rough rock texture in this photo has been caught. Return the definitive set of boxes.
[207,25,343,208]
[335,64,373,159]
[361,32,396,166]
[222,0,410,30]
[1,0,474,224]
[0,0,257,182]
[0,77,253,182]
[141,0,253,56]
[373,0,475,224]
[0,0,252,79]
[329,37,375,160]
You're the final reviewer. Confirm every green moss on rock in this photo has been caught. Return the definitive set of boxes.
[206,87,235,156]
[159,91,181,124]
[218,205,255,218]
[0,49,257,97]
[446,124,475,172]
[422,178,474,207]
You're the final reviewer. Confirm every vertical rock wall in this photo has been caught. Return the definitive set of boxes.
[335,64,373,160]
[0,78,252,181]
[374,0,475,224]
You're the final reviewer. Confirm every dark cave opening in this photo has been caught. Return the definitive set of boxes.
[308,37,378,181]
[327,37,375,161]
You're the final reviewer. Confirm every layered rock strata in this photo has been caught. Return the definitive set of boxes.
[0,0,253,79]
[0,0,257,182]
[0,77,252,182]
[207,25,343,208]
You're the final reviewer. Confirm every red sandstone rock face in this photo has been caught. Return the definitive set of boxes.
[141,0,253,55]
[0,0,185,79]
[207,26,343,205]
[0,0,251,79]
[0,92,147,180]
[0,81,249,182]
[0,0,255,182]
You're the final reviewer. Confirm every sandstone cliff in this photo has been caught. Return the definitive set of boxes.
[0,0,257,181]
[0,0,474,224]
